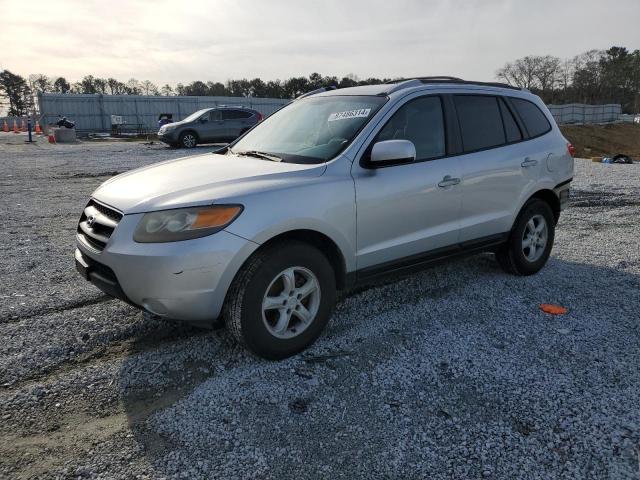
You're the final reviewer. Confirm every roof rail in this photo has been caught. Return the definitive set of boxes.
[385,77,522,91]
[385,76,463,84]
[297,86,337,99]
[384,79,424,95]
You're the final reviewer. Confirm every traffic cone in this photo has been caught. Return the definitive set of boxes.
[35,120,42,135]
[12,120,19,133]
[2,120,8,132]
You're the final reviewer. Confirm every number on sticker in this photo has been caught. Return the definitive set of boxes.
[328,108,371,122]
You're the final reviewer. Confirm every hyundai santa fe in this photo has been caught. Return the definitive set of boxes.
[75,77,574,359]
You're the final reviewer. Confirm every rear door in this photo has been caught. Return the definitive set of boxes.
[352,94,463,270]
[222,110,254,139]
[453,94,535,242]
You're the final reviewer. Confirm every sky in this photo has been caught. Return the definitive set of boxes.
[1,0,639,86]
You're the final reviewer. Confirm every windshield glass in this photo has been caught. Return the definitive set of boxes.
[231,95,387,164]
[183,109,210,123]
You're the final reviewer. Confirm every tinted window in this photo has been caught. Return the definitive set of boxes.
[376,96,445,161]
[511,98,551,137]
[222,110,252,120]
[499,98,522,143]
[209,110,222,121]
[454,95,505,152]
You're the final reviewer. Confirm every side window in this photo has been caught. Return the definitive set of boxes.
[454,95,505,152]
[222,110,252,120]
[375,96,445,161]
[210,110,222,121]
[510,98,552,138]
[498,98,522,143]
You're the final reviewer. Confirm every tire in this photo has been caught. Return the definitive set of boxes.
[179,131,198,148]
[496,198,555,276]
[224,241,337,360]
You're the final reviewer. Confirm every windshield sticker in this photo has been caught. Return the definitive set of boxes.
[328,108,371,122]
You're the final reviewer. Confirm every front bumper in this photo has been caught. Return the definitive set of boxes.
[75,212,259,322]
[157,129,179,144]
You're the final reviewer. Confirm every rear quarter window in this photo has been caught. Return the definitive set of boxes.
[510,98,552,138]
[498,98,522,143]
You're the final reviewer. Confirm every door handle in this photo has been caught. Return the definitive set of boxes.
[521,158,538,168]
[438,175,461,188]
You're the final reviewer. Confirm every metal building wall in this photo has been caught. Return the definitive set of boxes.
[37,93,291,132]
[36,93,624,131]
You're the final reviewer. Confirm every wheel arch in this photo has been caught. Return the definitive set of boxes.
[180,129,200,142]
[250,229,348,290]
[527,189,560,224]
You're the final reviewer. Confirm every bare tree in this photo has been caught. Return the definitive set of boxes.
[140,80,158,95]
[160,84,174,96]
[497,56,542,89]
[28,74,52,93]
[125,78,141,95]
[534,56,561,96]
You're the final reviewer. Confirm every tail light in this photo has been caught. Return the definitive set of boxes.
[567,143,576,157]
[256,112,264,122]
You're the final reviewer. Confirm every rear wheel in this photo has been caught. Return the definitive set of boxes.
[496,198,555,275]
[179,131,198,148]
[224,241,336,359]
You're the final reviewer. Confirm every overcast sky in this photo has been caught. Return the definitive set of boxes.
[1,0,639,85]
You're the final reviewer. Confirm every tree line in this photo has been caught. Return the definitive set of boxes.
[1,45,638,116]
[496,46,640,113]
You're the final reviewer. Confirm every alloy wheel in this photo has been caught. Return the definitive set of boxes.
[261,266,321,339]
[522,214,548,262]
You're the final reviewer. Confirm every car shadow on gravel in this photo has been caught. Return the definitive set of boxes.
[117,255,640,479]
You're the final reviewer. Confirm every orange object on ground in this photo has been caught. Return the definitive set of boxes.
[539,304,568,315]
[2,120,8,132]
[12,120,19,133]
[48,132,56,144]
[35,121,42,134]
[20,119,27,132]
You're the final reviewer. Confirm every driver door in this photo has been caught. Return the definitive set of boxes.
[198,110,225,142]
[351,95,462,271]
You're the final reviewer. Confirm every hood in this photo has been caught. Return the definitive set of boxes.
[92,153,326,214]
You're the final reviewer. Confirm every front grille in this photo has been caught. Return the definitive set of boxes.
[77,199,123,252]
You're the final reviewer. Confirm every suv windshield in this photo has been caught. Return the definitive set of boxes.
[183,109,210,122]
[231,95,387,164]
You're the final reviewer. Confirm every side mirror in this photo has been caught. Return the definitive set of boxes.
[199,117,208,123]
[369,139,416,166]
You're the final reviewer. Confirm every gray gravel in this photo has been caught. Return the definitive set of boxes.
[1,134,639,479]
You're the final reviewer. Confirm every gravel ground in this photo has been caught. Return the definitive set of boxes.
[1,132,639,479]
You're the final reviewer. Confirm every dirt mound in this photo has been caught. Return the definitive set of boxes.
[560,123,640,159]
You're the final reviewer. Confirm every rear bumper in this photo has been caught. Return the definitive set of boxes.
[75,213,259,321]
[554,178,572,211]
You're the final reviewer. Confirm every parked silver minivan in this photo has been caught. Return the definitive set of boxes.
[75,77,574,359]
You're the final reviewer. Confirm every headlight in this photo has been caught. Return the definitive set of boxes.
[159,124,176,133]
[133,205,243,243]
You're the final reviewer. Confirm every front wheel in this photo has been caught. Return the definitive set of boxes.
[496,198,555,275]
[224,241,336,359]
[179,131,198,148]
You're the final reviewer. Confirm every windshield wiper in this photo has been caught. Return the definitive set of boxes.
[235,150,282,162]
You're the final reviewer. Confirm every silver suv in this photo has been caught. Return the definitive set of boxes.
[75,77,574,359]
